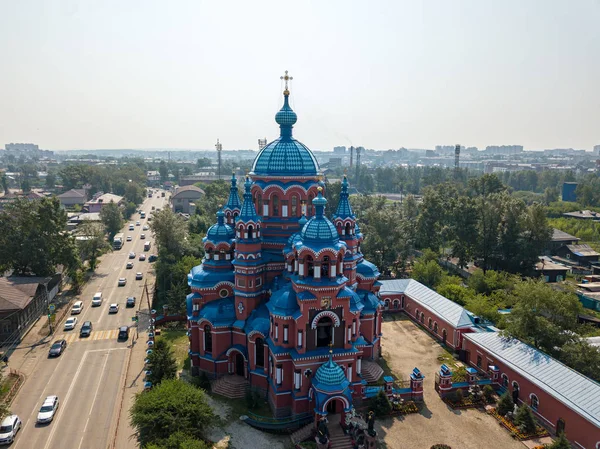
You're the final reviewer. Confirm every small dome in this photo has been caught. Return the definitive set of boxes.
[314,356,347,386]
[275,105,297,127]
[266,284,299,316]
[298,214,308,227]
[301,217,339,243]
[205,209,235,244]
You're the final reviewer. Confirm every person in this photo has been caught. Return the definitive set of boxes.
[2,355,8,366]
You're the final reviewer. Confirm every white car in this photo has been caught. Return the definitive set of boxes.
[136,272,143,280]
[136,221,141,226]
[139,254,146,261]
[0,415,21,444]
[109,304,119,314]
[37,396,59,424]
[126,235,132,242]
[63,317,77,331]
[126,262,134,269]
[129,224,134,231]
[118,278,127,287]
[140,234,146,239]
[143,225,149,231]
[129,252,136,259]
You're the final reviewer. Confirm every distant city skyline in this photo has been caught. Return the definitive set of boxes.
[1,0,599,151]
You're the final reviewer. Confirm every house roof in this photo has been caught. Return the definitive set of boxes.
[87,193,123,205]
[58,189,86,199]
[0,277,48,311]
[464,332,600,429]
[535,256,568,272]
[563,210,600,219]
[379,279,473,328]
[551,228,580,242]
[565,244,600,257]
[172,185,205,199]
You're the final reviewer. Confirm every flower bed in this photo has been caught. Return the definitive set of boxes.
[443,396,484,410]
[390,400,420,415]
[487,408,549,440]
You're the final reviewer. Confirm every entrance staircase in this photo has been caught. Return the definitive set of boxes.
[361,360,384,383]
[328,421,353,449]
[211,375,249,399]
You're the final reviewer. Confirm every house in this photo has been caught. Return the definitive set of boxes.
[147,170,160,185]
[535,256,568,282]
[562,210,600,221]
[0,275,62,345]
[170,185,204,214]
[555,244,600,270]
[84,193,124,213]
[547,228,580,254]
[0,190,44,210]
[57,189,88,208]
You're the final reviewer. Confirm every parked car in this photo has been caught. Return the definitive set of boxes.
[0,415,21,444]
[63,317,77,331]
[126,296,136,307]
[37,396,59,424]
[136,221,141,226]
[136,272,143,280]
[126,262,134,269]
[148,254,158,262]
[80,321,93,337]
[118,278,127,287]
[48,340,67,357]
[139,254,146,261]
[143,225,149,231]
[71,301,83,315]
[129,224,134,231]
[109,304,119,314]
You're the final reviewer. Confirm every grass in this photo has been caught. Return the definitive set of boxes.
[160,327,189,370]
[0,374,20,402]
[209,392,272,424]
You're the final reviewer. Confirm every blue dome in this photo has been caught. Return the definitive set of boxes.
[266,284,299,317]
[251,91,319,177]
[300,190,339,244]
[205,209,235,244]
[314,356,347,386]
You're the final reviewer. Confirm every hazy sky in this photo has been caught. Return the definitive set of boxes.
[1,0,599,151]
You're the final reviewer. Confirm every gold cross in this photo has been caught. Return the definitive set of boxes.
[280,70,293,91]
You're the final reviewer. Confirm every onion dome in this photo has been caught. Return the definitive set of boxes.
[239,176,260,222]
[298,214,308,227]
[300,189,339,244]
[251,88,319,176]
[356,259,380,279]
[224,172,241,211]
[204,208,235,244]
[314,352,349,387]
[334,175,355,219]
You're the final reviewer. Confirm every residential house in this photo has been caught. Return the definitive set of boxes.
[562,210,600,221]
[57,189,88,208]
[535,256,568,282]
[170,185,204,214]
[0,190,45,210]
[547,228,580,254]
[147,170,160,186]
[84,193,124,213]
[555,244,600,271]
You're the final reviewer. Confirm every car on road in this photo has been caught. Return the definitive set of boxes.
[136,221,141,226]
[129,251,136,259]
[80,321,93,337]
[63,317,77,331]
[129,224,134,231]
[148,254,158,262]
[126,296,136,307]
[143,225,149,231]
[126,235,132,242]
[140,233,146,239]
[109,304,119,314]
[118,326,129,341]
[135,272,143,280]
[139,254,146,261]
[0,415,21,444]
[126,262,134,269]
[37,396,59,424]
[48,340,67,357]
[71,301,83,315]
[118,278,127,286]
[92,292,103,306]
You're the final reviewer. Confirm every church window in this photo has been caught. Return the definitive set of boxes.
[291,195,298,216]
[237,278,246,287]
[297,330,303,348]
[501,373,509,387]
[255,338,265,367]
[219,288,229,298]
[420,312,425,324]
[322,256,330,278]
[306,256,315,277]
[316,316,333,348]
[256,277,262,286]
[433,322,438,334]
[272,195,280,216]
[204,325,212,353]
[275,323,279,341]
[345,222,351,236]
[428,318,433,329]
[530,394,539,411]
[283,325,289,343]
[247,225,254,239]
[256,193,262,213]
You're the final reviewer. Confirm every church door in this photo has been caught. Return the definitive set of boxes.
[326,400,337,414]
[235,353,244,376]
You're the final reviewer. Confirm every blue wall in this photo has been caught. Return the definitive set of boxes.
[562,182,578,202]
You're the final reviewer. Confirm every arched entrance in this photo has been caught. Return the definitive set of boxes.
[322,396,350,426]
[226,348,247,378]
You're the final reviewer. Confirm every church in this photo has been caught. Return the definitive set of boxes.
[186,73,383,418]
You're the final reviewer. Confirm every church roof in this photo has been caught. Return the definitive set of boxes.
[299,190,339,245]
[195,297,236,327]
[204,209,235,244]
[239,176,260,222]
[245,304,270,336]
[314,353,350,390]
[224,173,241,211]
[356,259,380,279]
[250,89,319,177]
[334,175,355,220]
[188,264,235,289]
[266,283,299,317]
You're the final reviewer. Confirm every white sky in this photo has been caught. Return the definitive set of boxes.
[1,0,599,151]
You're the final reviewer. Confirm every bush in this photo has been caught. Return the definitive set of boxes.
[430,445,452,449]
[245,388,262,410]
[514,404,537,434]
[547,432,571,449]
[497,392,514,416]
[192,371,211,392]
[483,385,496,403]
[450,388,463,404]
[371,389,392,417]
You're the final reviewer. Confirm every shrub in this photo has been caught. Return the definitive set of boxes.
[192,371,211,392]
[450,388,463,404]
[497,392,514,416]
[547,432,571,449]
[371,389,392,417]
[430,445,452,449]
[483,385,496,403]
[514,404,537,434]
[245,388,262,410]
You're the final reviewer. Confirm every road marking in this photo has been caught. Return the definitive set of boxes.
[42,351,91,449]
[55,329,119,344]
[76,349,111,449]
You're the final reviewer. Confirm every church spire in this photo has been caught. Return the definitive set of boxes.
[224,171,241,212]
[239,176,259,222]
[334,174,355,219]
[275,70,297,139]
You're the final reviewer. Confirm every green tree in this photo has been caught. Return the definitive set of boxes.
[130,379,214,447]
[21,178,31,193]
[124,182,145,205]
[150,209,188,257]
[497,392,514,416]
[411,259,444,289]
[76,221,111,271]
[543,186,559,205]
[100,202,124,240]
[546,432,571,449]
[558,339,600,382]
[370,389,392,417]
[514,404,537,434]
[159,160,168,183]
[0,197,79,276]
[147,339,177,385]
[145,432,210,449]
[0,173,8,194]
[45,172,56,190]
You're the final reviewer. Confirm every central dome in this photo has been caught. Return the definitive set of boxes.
[314,356,347,386]
[251,91,319,177]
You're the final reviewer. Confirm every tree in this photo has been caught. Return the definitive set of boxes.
[124,182,145,205]
[100,202,123,240]
[411,259,444,289]
[130,379,214,447]
[371,389,392,417]
[45,172,56,190]
[558,339,600,382]
[159,160,169,183]
[147,339,177,385]
[69,267,85,294]
[76,221,111,271]
[150,209,188,257]
[497,392,514,416]
[0,173,8,194]
[547,432,571,449]
[145,432,211,449]
[514,404,537,434]
[21,178,31,193]
[0,197,79,276]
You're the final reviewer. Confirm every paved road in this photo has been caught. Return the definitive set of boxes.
[9,191,169,449]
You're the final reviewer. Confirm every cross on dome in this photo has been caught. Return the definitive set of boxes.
[280,70,293,94]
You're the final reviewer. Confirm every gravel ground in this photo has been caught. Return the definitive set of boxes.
[376,316,525,449]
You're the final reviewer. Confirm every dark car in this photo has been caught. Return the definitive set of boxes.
[126,297,136,308]
[118,326,129,341]
[148,254,158,262]
[48,340,67,357]
[80,321,93,337]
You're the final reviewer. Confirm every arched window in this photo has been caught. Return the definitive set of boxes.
[316,316,333,348]
[420,312,425,324]
[257,193,262,213]
[433,322,438,333]
[206,248,213,260]
[291,195,298,216]
[306,256,314,277]
[204,325,212,353]
[255,338,265,368]
[247,225,254,239]
[345,222,351,236]
[530,394,539,411]
[308,193,315,216]
[428,318,433,329]
[384,299,390,310]
[501,373,509,387]
[322,256,330,278]
[393,300,400,310]
[272,195,280,216]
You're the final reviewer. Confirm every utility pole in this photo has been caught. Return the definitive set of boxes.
[349,146,354,168]
[454,144,461,179]
[355,146,361,189]
[216,139,223,180]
